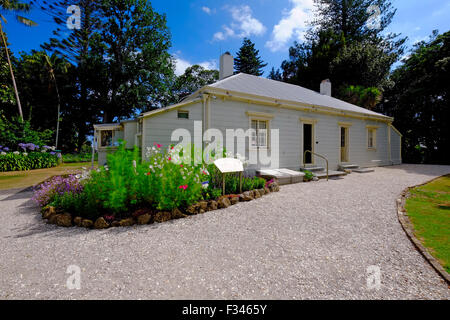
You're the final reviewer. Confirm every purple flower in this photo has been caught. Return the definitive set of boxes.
[32,175,84,207]
[3,147,9,152]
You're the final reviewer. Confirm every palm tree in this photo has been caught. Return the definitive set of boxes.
[44,53,69,149]
[0,0,37,122]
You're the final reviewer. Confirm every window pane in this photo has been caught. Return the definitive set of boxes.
[258,121,267,130]
[368,130,373,148]
[101,131,113,147]
[251,120,258,129]
[178,111,189,119]
[258,129,267,147]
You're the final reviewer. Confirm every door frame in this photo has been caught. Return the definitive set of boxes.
[338,122,352,163]
[300,118,317,166]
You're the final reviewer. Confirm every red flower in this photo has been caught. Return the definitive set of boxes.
[180,164,183,167]
[146,172,151,176]
[179,185,188,190]
[168,157,172,161]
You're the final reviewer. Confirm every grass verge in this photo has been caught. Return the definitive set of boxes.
[405,175,450,273]
[0,162,96,190]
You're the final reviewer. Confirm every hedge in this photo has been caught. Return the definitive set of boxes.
[0,152,60,172]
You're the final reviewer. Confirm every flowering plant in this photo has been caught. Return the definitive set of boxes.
[32,175,84,207]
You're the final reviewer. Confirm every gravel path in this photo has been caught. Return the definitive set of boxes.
[0,164,449,300]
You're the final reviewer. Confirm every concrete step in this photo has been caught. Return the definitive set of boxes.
[314,170,347,179]
[353,168,375,173]
[257,168,305,185]
[300,166,325,172]
[338,164,360,170]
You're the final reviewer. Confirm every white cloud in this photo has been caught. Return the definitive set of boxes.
[174,56,217,76]
[213,5,266,41]
[202,6,212,15]
[265,0,315,52]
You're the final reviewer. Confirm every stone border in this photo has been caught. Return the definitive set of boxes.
[396,177,450,284]
[40,182,281,230]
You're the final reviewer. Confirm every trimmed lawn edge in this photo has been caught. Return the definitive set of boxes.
[396,176,450,285]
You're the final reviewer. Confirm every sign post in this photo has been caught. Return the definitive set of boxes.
[213,158,244,195]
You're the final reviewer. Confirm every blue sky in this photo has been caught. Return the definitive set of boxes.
[2,0,450,76]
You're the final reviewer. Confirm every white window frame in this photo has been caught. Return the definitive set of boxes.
[366,125,379,150]
[246,112,273,150]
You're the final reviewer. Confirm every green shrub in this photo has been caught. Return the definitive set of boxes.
[303,170,314,181]
[0,151,60,172]
[62,153,97,163]
[0,112,53,149]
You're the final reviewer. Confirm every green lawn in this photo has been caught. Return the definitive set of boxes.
[406,175,450,273]
[0,162,96,190]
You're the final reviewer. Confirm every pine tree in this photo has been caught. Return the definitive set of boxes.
[234,38,267,76]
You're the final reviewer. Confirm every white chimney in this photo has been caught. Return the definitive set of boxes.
[219,52,234,80]
[320,79,332,96]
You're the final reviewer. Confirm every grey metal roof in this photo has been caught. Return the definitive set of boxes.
[206,73,389,119]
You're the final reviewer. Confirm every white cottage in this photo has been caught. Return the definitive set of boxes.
[94,53,402,177]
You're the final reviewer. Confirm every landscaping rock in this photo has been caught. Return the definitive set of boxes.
[94,217,109,229]
[254,189,261,199]
[186,203,200,215]
[48,214,59,225]
[119,217,135,227]
[199,201,208,211]
[264,187,271,194]
[81,219,93,228]
[171,208,187,220]
[230,197,239,205]
[111,221,121,227]
[42,206,56,219]
[137,213,151,225]
[74,217,83,227]
[258,188,265,196]
[269,182,280,192]
[208,200,218,211]
[132,208,152,218]
[241,191,254,201]
[56,213,72,227]
[218,197,231,209]
[154,211,172,223]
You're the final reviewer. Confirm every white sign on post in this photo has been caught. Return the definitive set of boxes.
[214,158,244,173]
[213,158,244,195]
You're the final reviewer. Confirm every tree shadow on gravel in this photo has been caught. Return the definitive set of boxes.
[381,164,450,177]
[0,188,34,201]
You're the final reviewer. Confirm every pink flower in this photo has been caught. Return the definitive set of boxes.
[178,185,188,190]
[180,164,183,167]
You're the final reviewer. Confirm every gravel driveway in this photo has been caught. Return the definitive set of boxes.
[0,164,449,299]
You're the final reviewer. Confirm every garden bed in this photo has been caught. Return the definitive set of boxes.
[40,182,280,229]
[33,141,280,229]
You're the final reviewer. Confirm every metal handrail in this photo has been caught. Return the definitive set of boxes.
[303,150,329,181]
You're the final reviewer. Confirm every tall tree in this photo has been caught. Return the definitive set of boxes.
[279,0,405,109]
[15,50,78,150]
[0,0,37,121]
[380,30,450,164]
[94,0,175,122]
[41,0,100,149]
[234,38,267,76]
[171,65,218,102]
[268,67,282,81]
